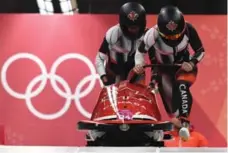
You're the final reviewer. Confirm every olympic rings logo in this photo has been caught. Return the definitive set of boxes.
[1,52,103,120]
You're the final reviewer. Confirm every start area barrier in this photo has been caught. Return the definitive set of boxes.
[0,146,226,153]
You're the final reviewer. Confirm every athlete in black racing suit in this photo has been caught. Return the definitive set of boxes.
[134,6,205,140]
[95,2,147,86]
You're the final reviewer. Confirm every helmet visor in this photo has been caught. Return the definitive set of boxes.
[158,25,186,40]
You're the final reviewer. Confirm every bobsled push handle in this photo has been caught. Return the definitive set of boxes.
[143,63,182,68]
[128,64,181,84]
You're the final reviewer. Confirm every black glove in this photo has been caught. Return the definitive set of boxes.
[149,79,159,94]
[149,73,159,88]
[149,80,157,88]
[100,75,109,86]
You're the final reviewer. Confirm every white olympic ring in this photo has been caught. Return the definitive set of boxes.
[1,52,103,120]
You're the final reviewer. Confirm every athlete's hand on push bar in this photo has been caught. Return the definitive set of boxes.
[133,64,145,74]
[133,63,182,74]
[181,62,195,72]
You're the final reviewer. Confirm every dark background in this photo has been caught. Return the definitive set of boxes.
[77,0,227,14]
[0,0,227,14]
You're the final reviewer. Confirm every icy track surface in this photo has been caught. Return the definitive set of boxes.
[0,146,227,153]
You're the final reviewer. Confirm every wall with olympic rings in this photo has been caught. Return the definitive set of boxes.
[0,14,226,146]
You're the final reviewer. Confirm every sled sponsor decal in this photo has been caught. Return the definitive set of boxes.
[118,109,133,120]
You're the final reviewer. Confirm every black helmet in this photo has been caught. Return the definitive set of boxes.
[119,2,146,40]
[157,6,186,40]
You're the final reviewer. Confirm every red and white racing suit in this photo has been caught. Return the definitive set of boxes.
[135,22,205,122]
[95,24,147,86]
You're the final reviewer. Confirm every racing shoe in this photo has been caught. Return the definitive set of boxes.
[170,117,190,141]
[179,127,190,141]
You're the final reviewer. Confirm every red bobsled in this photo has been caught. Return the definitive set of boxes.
[77,65,175,146]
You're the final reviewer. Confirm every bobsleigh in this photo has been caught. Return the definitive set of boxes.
[77,64,177,146]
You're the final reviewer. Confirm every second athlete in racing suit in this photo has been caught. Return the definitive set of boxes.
[134,6,205,138]
[95,2,147,86]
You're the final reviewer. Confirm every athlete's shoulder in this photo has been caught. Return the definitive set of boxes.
[185,22,198,33]
[185,22,194,28]
[185,22,201,39]
[143,25,159,46]
[105,24,122,45]
[144,27,149,34]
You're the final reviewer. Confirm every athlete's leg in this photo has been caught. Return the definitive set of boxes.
[175,67,198,124]
[172,67,198,140]
[157,71,179,117]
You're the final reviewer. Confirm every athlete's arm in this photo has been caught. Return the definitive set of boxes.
[135,41,147,65]
[95,37,109,77]
[135,28,156,65]
[135,28,159,84]
[148,46,160,84]
[96,25,120,83]
[187,23,205,65]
